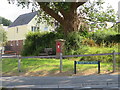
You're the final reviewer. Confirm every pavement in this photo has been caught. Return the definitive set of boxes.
[0,74,120,89]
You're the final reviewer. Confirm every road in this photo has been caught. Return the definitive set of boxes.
[0,75,120,89]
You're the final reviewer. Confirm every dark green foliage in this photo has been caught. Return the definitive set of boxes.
[64,32,87,55]
[0,16,12,26]
[22,31,88,56]
[106,34,120,43]
[90,28,118,46]
[22,32,63,56]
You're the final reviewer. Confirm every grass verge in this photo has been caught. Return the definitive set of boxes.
[2,58,119,76]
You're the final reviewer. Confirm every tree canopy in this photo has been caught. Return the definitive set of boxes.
[0,25,7,46]
[0,16,12,26]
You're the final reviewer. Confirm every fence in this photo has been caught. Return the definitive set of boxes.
[1,51,120,73]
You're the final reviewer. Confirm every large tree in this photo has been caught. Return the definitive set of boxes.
[38,2,88,33]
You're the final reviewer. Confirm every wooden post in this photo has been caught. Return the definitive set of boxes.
[18,55,21,72]
[74,61,77,74]
[113,50,116,72]
[60,52,63,73]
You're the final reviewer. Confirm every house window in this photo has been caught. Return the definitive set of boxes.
[16,27,18,33]
[44,26,48,31]
[31,26,39,32]
[31,26,34,32]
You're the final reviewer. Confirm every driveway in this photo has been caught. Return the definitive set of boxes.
[1,74,120,89]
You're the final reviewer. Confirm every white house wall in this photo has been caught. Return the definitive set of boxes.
[7,25,29,41]
[28,15,55,32]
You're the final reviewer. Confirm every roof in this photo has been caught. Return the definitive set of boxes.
[9,11,38,28]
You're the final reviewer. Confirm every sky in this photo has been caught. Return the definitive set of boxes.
[0,0,120,22]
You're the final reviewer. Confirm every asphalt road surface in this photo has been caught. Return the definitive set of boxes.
[1,74,120,89]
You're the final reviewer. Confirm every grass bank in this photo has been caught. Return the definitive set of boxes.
[2,58,119,76]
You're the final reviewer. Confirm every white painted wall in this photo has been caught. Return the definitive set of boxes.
[28,15,55,32]
[7,25,29,41]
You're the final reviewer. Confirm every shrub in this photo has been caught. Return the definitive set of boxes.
[64,32,86,55]
[22,32,63,56]
[89,28,118,46]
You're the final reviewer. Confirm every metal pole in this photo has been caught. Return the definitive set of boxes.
[60,52,62,73]
[113,50,116,72]
[74,61,77,74]
[18,55,21,72]
[98,61,100,74]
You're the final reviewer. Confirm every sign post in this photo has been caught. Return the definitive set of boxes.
[98,61,100,74]
[74,61,77,74]
[74,61,100,74]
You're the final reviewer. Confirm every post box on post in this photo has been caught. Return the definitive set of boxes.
[55,39,65,73]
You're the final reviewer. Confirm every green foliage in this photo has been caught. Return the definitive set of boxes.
[0,25,7,46]
[86,0,116,22]
[0,16,12,26]
[89,28,118,45]
[22,27,119,56]
[82,0,117,30]
[79,46,118,62]
[22,31,88,56]
[22,32,63,56]
[65,32,87,55]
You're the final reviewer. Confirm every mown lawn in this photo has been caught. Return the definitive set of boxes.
[2,58,119,76]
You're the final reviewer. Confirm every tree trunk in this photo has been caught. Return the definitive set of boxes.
[61,11,81,34]
[37,2,85,35]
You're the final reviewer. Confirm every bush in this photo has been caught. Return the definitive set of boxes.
[64,32,87,55]
[79,47,118,62]
[22,31,87,56]
[89,28,118,46]
[22,32,63,56]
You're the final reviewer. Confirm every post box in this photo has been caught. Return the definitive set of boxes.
[55,39,65,58]
[56,42,61,53]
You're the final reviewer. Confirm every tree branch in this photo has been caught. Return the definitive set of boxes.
[37,2,64,24]
[70,2,86,11]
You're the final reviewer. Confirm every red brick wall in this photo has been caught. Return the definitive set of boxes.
[6,40,24,54]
